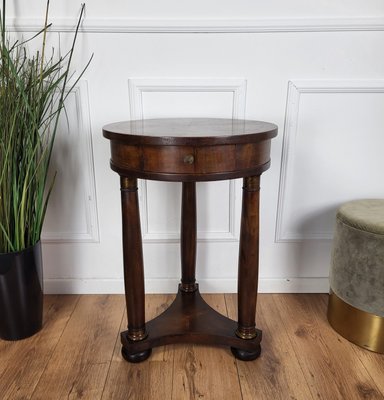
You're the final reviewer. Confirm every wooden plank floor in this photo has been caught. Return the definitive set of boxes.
[0,294,383,400]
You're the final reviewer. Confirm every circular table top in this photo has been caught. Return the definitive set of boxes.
[103,118,278,146]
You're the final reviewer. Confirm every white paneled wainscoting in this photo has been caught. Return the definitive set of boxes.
[7,1,384,294]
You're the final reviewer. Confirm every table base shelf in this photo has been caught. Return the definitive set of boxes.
[121,284,262,363]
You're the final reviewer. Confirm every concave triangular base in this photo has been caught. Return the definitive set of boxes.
[121,284,261,362]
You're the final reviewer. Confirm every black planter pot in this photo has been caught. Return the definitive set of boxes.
[0,241,43,340]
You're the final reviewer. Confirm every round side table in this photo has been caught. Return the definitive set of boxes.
[103,118,277,363]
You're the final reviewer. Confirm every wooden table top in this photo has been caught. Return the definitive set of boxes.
[103,118,278,181]
[103,118,277,146]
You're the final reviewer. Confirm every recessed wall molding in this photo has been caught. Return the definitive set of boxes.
[276,79,384,243]
[128,78,247,121]
[138,180,239,243]
[7,17,384,33]
[42,81,99,243]
[128,77,246,242]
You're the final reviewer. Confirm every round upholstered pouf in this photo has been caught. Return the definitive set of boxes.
[327,199,384,353]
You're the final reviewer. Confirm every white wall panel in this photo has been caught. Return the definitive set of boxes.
[276,80,384,242]
[142,180,237,242]
[6,1,384,293]
[42,81,99,243]
[128,78,247,120]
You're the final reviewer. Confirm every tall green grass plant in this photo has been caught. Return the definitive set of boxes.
[0,1,91,253]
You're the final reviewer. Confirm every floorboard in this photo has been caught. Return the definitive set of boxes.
[0,294,383,400]
[31,295,125,400]
[272,294,382,400]
[0,295,79,400]
[101,294,175,400]
[226,293,313,400]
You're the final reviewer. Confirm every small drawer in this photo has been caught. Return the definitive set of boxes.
[143,146,196,174]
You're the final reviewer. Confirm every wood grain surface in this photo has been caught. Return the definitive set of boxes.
[0,294,383,400]
[105,118,276,182]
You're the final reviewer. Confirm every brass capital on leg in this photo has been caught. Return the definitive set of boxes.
[243,176,260,192]
[127,327,148,342]
[120,176,138,192]
[235,325,258,340]
[180,282,198,293]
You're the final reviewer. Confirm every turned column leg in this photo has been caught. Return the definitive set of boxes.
[180,182,198,292]
[232,176,261,361]
[120,177,151,362]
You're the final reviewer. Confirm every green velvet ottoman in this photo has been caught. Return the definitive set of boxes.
[327,199,384,353]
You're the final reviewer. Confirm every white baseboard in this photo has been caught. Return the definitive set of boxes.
[44,277,329,294]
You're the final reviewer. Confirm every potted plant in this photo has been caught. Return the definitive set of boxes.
[0,0,91,340]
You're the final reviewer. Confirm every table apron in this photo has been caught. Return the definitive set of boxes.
[110,140,272,181]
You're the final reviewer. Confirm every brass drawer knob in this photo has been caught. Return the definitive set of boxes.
[183,154,194,164]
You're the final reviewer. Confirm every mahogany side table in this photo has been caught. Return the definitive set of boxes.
[103,118,277,363]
